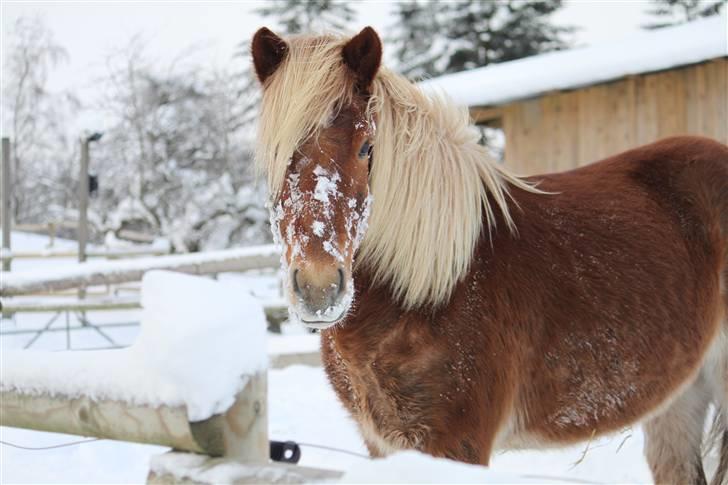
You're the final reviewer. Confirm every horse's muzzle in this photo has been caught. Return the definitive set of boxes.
[290,265,350,328]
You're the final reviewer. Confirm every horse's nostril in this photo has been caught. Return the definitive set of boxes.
[337,268,345,296]
[292,269,302,296]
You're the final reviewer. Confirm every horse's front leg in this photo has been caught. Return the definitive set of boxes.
[420,390,514,466]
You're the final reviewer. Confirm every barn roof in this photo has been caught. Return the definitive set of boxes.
[420,14,727,108]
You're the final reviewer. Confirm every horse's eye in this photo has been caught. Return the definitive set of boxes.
[358,141,371,159]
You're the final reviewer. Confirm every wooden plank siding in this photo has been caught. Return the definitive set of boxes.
[478,59,727,174]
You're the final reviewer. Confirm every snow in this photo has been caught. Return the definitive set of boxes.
[1,270,268,420]
[267,333,320,356]
[343,450,564,484]
[1,364,661,484]
[312,165,340,212]
[150,452,301,484]
[0,232,689,483]
[421,14,728,108]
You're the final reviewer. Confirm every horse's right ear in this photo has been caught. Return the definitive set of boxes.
[252,27,288,85]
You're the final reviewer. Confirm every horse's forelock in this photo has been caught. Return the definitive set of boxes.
[255,34,356,200]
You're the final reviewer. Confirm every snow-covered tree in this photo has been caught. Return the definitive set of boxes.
[255,0,355,34]
[1,16,79,223]
[93,37,268,251]
[642,0,725,29]
[390,0,573,79]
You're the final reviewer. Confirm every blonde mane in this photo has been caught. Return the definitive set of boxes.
[256,34,534,309]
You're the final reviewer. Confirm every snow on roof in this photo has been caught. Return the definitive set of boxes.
[420,14,728,108]
[1,271,268,421]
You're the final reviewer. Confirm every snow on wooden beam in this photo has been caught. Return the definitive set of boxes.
[0,245,280,296]
[0,296,289,328]
[1,247,169,260]
[147,451,343,484]
[1,373,268,462]
[2,272,271,460]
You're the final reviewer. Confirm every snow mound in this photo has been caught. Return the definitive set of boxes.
[341,450,586,483]
[1,270,267,421]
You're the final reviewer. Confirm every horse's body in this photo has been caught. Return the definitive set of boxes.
[323,136,728,470]
[252,26,728,483]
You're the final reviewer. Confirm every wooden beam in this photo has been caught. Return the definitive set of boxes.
[0,296,289,328]
[0,245,280,297]
[470,106,504,124]
[147,451,343,484]
[270,351,322,369]
[1,373,268,462]
[0,296,141,313]
[2,248,169,260]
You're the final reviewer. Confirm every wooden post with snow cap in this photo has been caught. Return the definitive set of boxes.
[2,271,271,477]
[188,372,268,463]
[0,373,268,462]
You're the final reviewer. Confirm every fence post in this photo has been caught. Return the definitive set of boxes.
[2,137,11,273]
[78,138,89,264]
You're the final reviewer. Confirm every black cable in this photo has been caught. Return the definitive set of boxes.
[296,441,370,459]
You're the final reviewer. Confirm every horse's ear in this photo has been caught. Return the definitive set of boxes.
[342,26,382,92]
[252,27,288,85]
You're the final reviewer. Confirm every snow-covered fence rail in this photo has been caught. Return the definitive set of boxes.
[1,272,271,464]
[0,244,279,297]
[1,246,169,260]
[1,295,289,329]
[1,374,267,461]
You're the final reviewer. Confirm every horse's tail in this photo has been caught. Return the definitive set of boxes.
[703,406,727,485]
[693,136,728,485]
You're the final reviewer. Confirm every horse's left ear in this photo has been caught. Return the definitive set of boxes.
[342,26,382,91]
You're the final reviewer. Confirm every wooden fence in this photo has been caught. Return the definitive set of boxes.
[0,245,280,297]
[1,264,336,483]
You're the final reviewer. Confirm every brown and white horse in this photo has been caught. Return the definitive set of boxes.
[252,26,728,484]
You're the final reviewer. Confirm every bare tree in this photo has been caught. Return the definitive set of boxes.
[93,37,267,251]
[2,15,78,223]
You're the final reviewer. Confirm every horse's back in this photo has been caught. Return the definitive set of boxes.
[489,135,728,446]
[529,135,727,270]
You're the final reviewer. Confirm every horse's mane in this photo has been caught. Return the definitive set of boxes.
[256,33,535,309]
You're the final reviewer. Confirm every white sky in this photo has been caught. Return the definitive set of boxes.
[1,0,655,133]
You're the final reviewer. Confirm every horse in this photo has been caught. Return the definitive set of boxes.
[251,26,728,484]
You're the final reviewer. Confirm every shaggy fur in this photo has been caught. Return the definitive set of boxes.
[253,26,728,484]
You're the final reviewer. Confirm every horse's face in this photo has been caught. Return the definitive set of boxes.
[272,101,374,328]
[253,27,382,328]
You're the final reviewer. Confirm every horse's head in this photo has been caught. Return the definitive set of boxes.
[252,27,381,329]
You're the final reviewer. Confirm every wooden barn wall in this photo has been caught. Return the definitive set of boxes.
[489,59,727,175]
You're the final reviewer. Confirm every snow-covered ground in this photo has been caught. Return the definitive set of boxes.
[0,231,661,483]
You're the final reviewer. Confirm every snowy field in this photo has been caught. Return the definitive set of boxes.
[0,232,662,483]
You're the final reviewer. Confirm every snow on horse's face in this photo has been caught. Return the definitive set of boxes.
[252,27,381,328]
[274,103,373,328]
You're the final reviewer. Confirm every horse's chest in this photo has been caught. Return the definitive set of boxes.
[323,327,475,454]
